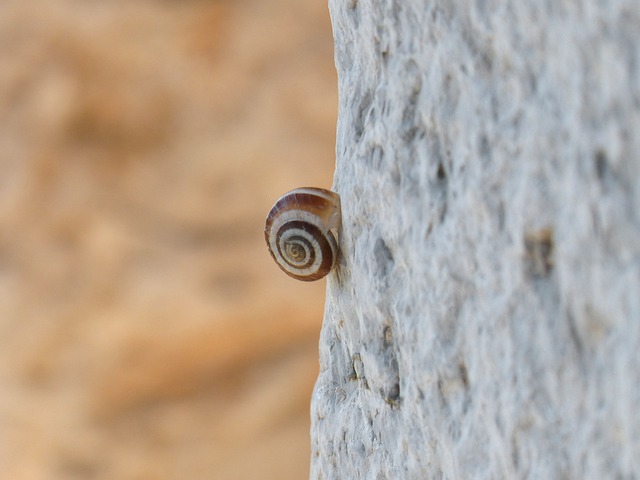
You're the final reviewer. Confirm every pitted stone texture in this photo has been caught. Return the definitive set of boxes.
[312,1,640,479]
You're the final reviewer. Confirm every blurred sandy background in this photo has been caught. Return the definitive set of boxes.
[0,1,336,479]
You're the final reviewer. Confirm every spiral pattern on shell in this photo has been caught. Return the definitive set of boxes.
[265,187,341,281]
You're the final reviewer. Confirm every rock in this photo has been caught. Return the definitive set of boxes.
[312,1,640,478]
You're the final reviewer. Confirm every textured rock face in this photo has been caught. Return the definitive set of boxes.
[312,1,640,478]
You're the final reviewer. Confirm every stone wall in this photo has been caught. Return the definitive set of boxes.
[312,1,640,478]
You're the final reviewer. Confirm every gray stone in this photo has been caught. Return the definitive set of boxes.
[311,1,640,478]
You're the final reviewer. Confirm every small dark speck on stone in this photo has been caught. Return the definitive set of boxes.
[524,227,554,277]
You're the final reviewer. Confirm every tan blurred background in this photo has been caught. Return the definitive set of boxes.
[0,1,336,479]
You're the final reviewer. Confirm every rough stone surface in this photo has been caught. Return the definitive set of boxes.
[312,1,640,478]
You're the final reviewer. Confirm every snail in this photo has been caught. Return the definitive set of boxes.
[265,187,341,281]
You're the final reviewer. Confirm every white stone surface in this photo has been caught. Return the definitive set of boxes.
[311,1,640,478]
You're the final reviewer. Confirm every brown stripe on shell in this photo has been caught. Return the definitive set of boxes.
[265,188,339,236]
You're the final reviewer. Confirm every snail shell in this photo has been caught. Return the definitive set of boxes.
[265,187,341,281]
